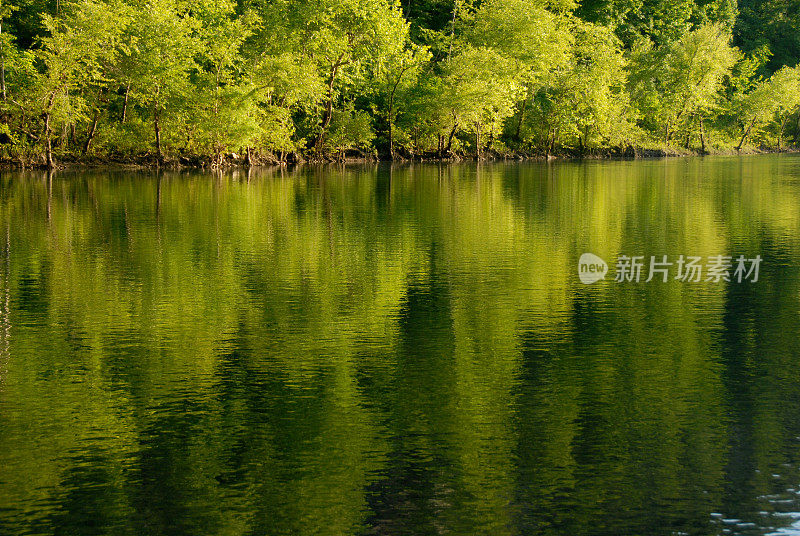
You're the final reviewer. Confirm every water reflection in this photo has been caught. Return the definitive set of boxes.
[0,157,800,535]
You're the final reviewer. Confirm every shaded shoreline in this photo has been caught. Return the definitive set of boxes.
[2,145,798,171]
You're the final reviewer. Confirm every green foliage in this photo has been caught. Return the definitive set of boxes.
[255,104,297,153]
[0,0,799,164]
[121,0,199,157]
[629,23,739,144]
[467,0,573,85]
[325,106,375,156]
[1,3,37,111]
[577,0,735,46]
[736,0,800,72]
[735,65,800,147]
[523,20,637,150]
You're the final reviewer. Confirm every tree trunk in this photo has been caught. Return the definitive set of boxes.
[0,20,6,102]
[699,116,706,154]
[0,54,5,102]
[154,107,162,164]
[544,129,550,156]
[736,116,757,151]
[794,111,800,145]
[315,81,335,154]
[778,117,787,150]
[121,82,129,123]
[83,111,99,156]
[41,91,57,168]
[389,117,394,160]
[583,125,590,153]
[315,55,346,155]
[387,69,405,161]
[445,122,457,155]
[447,0,458,62]
[44,112,54,169]
[46,135,54,168]
[514,92,529,142]
[475,122,481,159]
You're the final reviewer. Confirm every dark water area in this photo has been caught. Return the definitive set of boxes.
[1,157,800,535]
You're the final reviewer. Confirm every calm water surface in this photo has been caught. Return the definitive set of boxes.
[1,157,800,535]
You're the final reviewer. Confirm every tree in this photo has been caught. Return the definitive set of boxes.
[0,0,799,164]
[466,0,573,146]
[324,105,374,159]
[190,0,259,164]
[736,0,800,73]
[0,0,16,102]
[245,52,325,158]
[527,20,637,152]
[576,0,736,46]
[629,23,739,147]
[373,41,429,158]
[735,65,800,149]
[261,0,409,157]
[119,0,198,162]
[35,0,129,166]
[410,46,521,157]
[467,0,573,83]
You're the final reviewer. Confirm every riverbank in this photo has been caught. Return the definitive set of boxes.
[1,144,798,171]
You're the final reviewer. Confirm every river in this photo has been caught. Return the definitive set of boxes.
[1,157,800,535]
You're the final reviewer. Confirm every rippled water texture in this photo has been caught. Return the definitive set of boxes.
[1,157,800,535]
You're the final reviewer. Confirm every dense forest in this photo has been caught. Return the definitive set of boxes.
[0,0,799,166]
